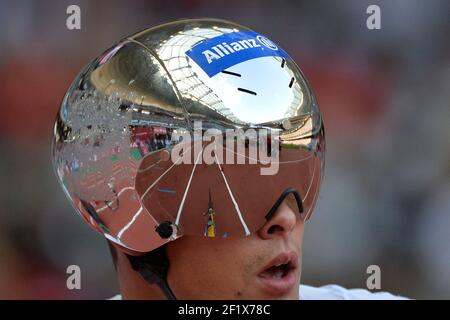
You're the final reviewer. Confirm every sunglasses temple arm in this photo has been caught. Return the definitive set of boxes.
[264,187,304,221]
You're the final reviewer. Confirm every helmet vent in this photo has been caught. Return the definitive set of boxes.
[289,77,295,88]
[237,87,257,95]
[221,70,241,77]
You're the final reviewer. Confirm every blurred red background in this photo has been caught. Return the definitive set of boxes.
[0,0,449,299]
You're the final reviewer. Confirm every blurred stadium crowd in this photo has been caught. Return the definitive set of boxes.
[0,0,449,299]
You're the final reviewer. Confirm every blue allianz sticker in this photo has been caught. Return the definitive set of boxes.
[185,31,289,77]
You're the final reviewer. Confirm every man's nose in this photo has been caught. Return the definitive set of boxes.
[257,202,298,239]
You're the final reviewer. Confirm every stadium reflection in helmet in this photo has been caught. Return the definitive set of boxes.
[52,18,325,254]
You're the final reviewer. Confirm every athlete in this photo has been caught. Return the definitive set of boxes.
[203,190,216,238]
[52,18,407,300]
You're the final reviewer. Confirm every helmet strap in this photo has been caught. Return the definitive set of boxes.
[126,245,177,300]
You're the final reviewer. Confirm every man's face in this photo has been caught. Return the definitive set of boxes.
[166,201,304,299]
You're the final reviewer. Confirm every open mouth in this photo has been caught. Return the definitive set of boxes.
[258,261,295,279]
[257,252,299,294]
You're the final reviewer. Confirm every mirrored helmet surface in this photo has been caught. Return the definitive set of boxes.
[52,18,325,253]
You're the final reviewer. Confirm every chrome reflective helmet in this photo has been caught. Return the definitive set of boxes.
[52,18,325,260]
